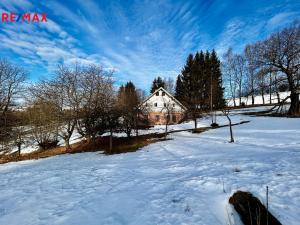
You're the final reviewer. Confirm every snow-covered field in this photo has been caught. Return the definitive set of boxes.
[0,108,299,225]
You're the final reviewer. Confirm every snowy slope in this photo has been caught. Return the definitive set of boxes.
[0,111,299,225]
[227,91,291,106]
[7,112,244,154]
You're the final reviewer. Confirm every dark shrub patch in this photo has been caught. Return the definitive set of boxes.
[38,140,59,150]
[72,133,169,155]
[229,191,282,225]
[211,122,219,128]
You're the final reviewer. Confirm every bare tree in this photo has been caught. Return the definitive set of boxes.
[28,63,115,149]
[136,88,146,102]
[251,21,300,115]
[245,45,258,105]
[79,65,115,142]
[223,49,248,106]
[13,125,26,156]
[29,64,83,151]
[161,98,176,137]
[163,77,175,95]
[234,54,247,106]
[273,72,287,104]
[256,69,269,105]
[0,59,27,116]
[223,49,238,107]
[26,100,59,150]
[0,59,27,153]
[54,65,83,150]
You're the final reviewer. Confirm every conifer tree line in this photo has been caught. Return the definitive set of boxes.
[150,76,175,94]
[150,77,165,93]
[174,50,225,127]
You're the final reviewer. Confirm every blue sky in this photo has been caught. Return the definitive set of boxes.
[0,0,299,91]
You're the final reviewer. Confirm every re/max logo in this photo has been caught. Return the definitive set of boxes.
[1,13,47,23]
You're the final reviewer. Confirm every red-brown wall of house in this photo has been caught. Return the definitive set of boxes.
[147,112,185,125]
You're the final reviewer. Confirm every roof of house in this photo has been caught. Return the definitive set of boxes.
[139,87,187,111]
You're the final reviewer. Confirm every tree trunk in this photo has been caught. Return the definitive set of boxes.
[233,98,236,107]
[261,90,265,105]
[165,123,168,139]
[194,117,197,129]
[214,111,217,124]
[109,129,113,153]
[276,92,280,104]
[225,115,234,143]
[91,134,96,144]
[126,128,131,138]
[270,92,272,104]
[86,135,91,143]
[135,115,139,137]
[269,72,272,104]
[17,143,21,156]
[229,120,234,143]
[288,92,300,115]
[251,80,255,105]
[251,94,254,105]
[65,138,71,152]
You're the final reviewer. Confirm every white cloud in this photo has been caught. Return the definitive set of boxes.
[215,18,246,56]
[0,0,33,11]
[267,12,297,29]
[0,12,104,74]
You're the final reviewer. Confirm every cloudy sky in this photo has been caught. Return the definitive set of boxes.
[0,0,299,91]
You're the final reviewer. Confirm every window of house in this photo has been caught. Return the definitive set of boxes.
[155,115,160,121]
[162,91,165,96]
[173,103,175,107]
[172,115,176,122]
[154,103,157,107]
[164,103,166,107]
[156,92,159,96]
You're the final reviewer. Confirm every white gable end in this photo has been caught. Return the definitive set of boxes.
[141,88,186,113]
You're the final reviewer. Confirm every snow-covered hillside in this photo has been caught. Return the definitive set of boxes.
[0,108,299,225]
[227,91,291,106]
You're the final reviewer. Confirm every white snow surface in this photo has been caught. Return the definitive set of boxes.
[0,109,299,225]
[227,91,291,106]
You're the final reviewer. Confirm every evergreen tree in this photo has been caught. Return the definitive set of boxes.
[175,75,184,100]
[118,81,139,138]
[210,50,225,108]
[180,54,194,101]
[150,76,165,93]
[175,53,203,128]
[175,50,225,127]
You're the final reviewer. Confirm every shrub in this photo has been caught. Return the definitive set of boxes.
[38,140,59,150]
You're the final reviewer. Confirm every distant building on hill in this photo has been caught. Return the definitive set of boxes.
[139,87,186,125]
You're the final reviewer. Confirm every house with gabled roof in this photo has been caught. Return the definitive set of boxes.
[139,87,187,125]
